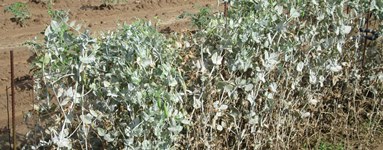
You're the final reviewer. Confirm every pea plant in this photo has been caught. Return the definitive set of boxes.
[176,0,383,149]
[4,2,30,26]
[24,0,383,149]
[25,16,188,149]
[101,0,128,5]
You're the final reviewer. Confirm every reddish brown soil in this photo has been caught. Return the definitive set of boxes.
[0,0,220,148]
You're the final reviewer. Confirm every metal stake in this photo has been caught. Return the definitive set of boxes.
[10,50,16,150]
[6,86,11,150]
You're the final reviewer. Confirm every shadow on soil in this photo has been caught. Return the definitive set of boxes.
[0,127,27,150]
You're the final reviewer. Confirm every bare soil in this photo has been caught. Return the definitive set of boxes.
[0,0,220,148]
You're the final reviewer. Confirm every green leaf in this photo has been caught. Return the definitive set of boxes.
[42,53,51,65]
[163,102,169,117]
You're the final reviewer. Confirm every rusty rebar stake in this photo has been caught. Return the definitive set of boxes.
[362,0,372,71]
[10,50,16,150]
[224,2,228,17]
[6,86,11,150]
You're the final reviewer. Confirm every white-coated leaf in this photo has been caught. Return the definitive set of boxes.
[66,87,73,97]
[44,26,52,36]
[257,72,266,83]
[312,0,318,5]
[193,97,202,109]
[60,97,70,106]
[378,72,383,81]
[213,101,220,109]
[309,98,319,105]
[263,52,279,70]
[317,13,324,21]
[244,84,253,91]
[296,61,304,72]
[90,110,98,117]
[69,21,76,27]
[290,7,300,18]
[309,70,317,84]
[184,41,191,48]
[52,134,71,148]
[246,91,256,105]
[104,133,114,142]
[80,114,93,125]
[51,20,60,32]
[211,52,223,65]
[141,58,153,68]
[337,42,342,54]
[168,77,177,87]
[64,113,73,123]
[341,25,352,35]
[275,5,283,15]
[319,76,325,87]
[300,111,311,118]
[57,88,64,98]
[80,55,95,64]
[219,104,228,111]
[75,24,82,31]
[328,64,342,72]
[217,125,223,131]
[269,82,277,93]
[249,115,259,125]
[103,81,111,88]
[168,126,183,133]
[97,128,106,136]
[181,119,191,125]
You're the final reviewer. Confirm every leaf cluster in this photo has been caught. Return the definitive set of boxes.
[24,0,383,149]
[4,2,30,26]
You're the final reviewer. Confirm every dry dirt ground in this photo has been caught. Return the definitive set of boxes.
[0,0,220,148]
